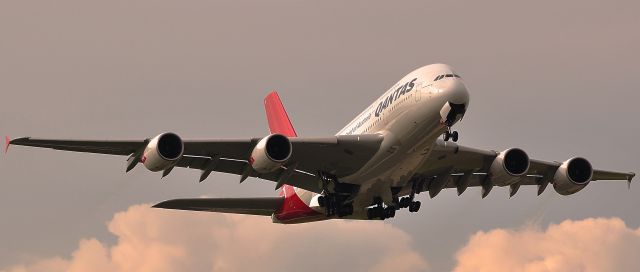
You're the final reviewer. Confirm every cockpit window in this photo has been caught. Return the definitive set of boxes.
[433,74,461,81]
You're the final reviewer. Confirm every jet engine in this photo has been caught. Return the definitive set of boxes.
[489,148,530,186]
[142,132,184,172]
[553,157,593,195]
[250,134,292,173]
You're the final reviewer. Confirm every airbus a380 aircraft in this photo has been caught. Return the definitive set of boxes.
[6,64,635,223]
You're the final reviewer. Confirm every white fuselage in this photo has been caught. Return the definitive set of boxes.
[292,64,470,221]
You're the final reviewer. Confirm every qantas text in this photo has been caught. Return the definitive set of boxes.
[374,78,417,117]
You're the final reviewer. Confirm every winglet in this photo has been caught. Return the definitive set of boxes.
[4,136,10,154]
[628,172,636,190]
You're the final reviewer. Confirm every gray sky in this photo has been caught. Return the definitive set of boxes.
[1,0,639,271]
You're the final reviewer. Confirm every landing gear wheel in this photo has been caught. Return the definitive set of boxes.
[367,208,375,220]
[409,201,421,213]
[318,196,326,207]
[378,207,386,220]
[385,207,396,218]
[337,204,354,218]
[443,128,459,142]
[399,197,411,208]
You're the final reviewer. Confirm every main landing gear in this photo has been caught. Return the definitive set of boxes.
[399,182,422,213]
[367,184,422,220]
[443,128,459,142]
[366,197,396,220]
[317,172,355,218]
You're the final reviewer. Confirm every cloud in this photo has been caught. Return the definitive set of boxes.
[3,204,428,272]
[453,217,640,272]
[6,206,640,272]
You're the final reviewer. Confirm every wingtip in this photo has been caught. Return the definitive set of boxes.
[151,200,172,209]
[4,136,10,154]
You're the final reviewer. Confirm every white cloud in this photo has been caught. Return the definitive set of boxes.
[453,217,640,272]
[7,205,640,272]
[3,204,428,272]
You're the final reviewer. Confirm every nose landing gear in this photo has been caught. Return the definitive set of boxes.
[443,129,459,142]
[440,101,465,142]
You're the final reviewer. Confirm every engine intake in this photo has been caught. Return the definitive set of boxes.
[142,132,184,172]
[553,157,593,195]
[489,148,530,186]
[250,134,292,173]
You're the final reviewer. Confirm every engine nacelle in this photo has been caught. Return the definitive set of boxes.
[553,157,593,195]
[142,132,184,172]
[250,134,292,173]
[489,148,530,186]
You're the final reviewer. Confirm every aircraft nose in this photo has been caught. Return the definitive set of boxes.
[444,79,470,105]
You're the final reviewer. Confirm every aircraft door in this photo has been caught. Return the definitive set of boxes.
[415,81,422,102]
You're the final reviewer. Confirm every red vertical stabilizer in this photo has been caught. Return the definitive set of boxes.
[264,91,319,221]
[264,91,298,137]
[4,136,10,154]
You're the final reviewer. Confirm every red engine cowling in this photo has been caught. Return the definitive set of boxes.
[553,157,593,195]
[142,133,184,172]
[250,134,292,173]
[489,148,530,186]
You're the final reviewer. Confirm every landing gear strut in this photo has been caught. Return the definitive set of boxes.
[443,128,459,142]
[318,172,355,218]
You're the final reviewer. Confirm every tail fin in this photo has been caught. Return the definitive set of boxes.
[264,92,319,221]
[264,91,298,137]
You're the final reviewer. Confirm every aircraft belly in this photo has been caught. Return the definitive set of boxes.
[347,128,443,209]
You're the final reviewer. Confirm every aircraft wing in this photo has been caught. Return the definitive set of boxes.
[8,134,383,193]
[152,197,284,216]
[412,139,635,198]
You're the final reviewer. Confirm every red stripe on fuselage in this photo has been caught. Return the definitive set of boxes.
[263,91,320,220]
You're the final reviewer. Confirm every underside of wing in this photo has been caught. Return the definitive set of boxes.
[179,134,383,178]
[8,132,382,193]
[411,139,635,198]
[152,197,284,216]
[8,137,145,155]
[175,155,323,193]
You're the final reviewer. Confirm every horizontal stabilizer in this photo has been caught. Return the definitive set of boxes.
[152,197,284,216]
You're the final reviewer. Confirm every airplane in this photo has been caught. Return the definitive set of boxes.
[5,63,635,224]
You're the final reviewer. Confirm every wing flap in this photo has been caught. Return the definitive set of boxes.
[152,197,284,216]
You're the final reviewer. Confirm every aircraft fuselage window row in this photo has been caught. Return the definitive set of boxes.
[433,74,461,81]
